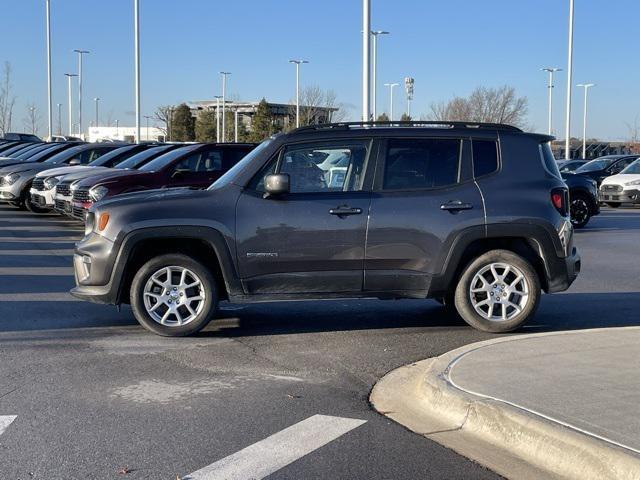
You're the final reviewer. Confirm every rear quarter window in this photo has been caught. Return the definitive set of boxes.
[539,143,562,178]
[472,139,499,178]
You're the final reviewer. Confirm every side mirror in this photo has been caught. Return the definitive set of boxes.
[264,174,290,198]
[69,158,81,166]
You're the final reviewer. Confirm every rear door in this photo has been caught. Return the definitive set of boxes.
[364,136,486,294]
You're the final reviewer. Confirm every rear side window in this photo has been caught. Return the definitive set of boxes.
[383,138,461,190]
[472,140,499,178]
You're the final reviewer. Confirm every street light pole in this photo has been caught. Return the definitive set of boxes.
[289,60,309,128]
[64,73,77,136]
[384,83,399,121]
[564,0,575,159]
[220,72,231,142]
[234,109,239,142]
[371,30,389,120]
[577,83,595,159]
[56,103,62,136]
[214,96,222,143]
[541,67,562,136]
[94,97,100,128]
[115,119,119,138]
[144,115,151,141]
[362,0,371,121]
[74,49,90,138]
[134,0,141,144]
[45,0,53,140]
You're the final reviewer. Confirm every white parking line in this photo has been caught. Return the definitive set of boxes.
[184,414,367,480]
[0,267,74,276]
[0,416,16,436]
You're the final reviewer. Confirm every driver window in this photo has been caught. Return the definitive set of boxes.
[279,142,369,193]
[172,153,200,173]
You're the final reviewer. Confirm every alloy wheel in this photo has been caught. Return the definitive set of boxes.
[469,262,530,322]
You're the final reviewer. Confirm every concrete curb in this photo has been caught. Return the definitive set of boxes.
[370,328,640,480]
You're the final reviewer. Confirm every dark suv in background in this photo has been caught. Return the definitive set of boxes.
[71,122,580,337]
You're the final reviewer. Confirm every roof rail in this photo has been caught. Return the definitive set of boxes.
[291,120,522,134]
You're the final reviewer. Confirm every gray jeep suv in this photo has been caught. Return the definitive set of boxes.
[71,122,580,336]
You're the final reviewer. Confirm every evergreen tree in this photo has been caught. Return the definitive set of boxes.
[248,99,275,142]
[195,109,217,142]
[172,103,195,141]
[400,113,412,121]
[376,113,390,122]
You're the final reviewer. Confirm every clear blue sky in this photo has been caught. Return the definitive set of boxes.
[2,0,639,140]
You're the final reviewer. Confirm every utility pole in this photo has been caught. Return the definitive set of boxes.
[289,59,309,128]
[220,72,231,142]
[577,83,595,159]
[94,97,100,128]
[564,0,575,159]
[234,109,239,142]
[56,103,62,136]
[45,0,53,140]
[362,0,371,121]
[64,73,77,136]
[134,0,141,144]
[384,83,399,121]
[144,115,151,141]
[404,77,414,119]
[542,67,562,136]
[214,96,222,143]
[371,30,389,120]
[115,119,119,138]
[74,49,90,137]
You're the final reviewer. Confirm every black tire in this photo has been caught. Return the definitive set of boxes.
[569,192,592,229]
[130,254,218,337]
[454,249,541,333]
[606,202,621,208]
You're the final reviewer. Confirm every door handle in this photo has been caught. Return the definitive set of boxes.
[440,200,473,211]
[329,206,363,216]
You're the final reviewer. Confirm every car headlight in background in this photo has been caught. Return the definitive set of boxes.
[89,185,108,202]
[44,176,60,190]
[3,173,19,186]
[624,179,640,186]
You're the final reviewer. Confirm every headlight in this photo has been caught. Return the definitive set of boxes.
[89,185,108,202]
[625,179,640,186]
[3,173,19,185]
[44,177,60,190]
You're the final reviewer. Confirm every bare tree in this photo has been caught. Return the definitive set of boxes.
[625,115,640,154]
[428,86,529,129]
[22,103,41,135]
[154,105,173,138]
[288,85,345,128]
[0,62,16,135]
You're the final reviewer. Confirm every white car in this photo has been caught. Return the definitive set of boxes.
[600,158,640,207]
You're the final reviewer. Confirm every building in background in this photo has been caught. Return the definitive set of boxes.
[189,100,338,131]
[88,126,165,143]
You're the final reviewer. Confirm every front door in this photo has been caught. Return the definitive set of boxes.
[364,137,486,293]
[236,139,374,295]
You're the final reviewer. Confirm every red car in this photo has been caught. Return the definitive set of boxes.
[70,143,255,218]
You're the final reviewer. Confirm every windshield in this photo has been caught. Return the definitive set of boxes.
[209,138,273,190]
[138,145,200,172]
[3,143,38,157]
[576,158,616,173]
[116,145,173,169]
[86,145,136,167]
[23,144,64,162]
[44,145,85,164]
[15,143,52,160]
[622,159,640,174]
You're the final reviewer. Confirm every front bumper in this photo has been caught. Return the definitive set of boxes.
[0,182,23,201]
[599,189,640,204]
[29,188,56,208]
[54,194,73,215]
[70,232,120,305]
[71,199,93,220]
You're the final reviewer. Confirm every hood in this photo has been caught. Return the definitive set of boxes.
[35,165,101,178]
[75,169,149,189]
[57,167,114,184]
[0,163,55,176]
[0,159,29,169]
[601,174,640,186]
[96,186,202,209]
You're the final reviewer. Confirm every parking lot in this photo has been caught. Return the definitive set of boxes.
[0,203,636,479]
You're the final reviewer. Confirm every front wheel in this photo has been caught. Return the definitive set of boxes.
[570,193,592,228]
[130,254,218,336]
[454,250,541,333]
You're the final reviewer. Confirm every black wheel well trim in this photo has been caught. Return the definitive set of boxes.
[110,226,241,304]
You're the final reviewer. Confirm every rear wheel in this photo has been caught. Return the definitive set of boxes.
[130,254,218,336]
[454,250,541,333]
[606,202,621,208]
[570,192,592,228]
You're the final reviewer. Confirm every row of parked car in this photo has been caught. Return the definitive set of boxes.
[557,154,640,227]
[0,122,582,339]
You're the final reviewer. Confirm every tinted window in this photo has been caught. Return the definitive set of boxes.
[172,150,222,173]
[539,143,561,178]
[15,143,53,160]
[612,157,638,173]
[116,145,174,170]
[211,139,273,191]
[622,159,640,174]
[87,146,138,167]
[576,158,616,173]
[472,140,499,177]
[139,145,201,172]
[383,138,460,190]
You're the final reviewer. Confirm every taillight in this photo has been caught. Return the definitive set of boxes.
[551,188,569,216]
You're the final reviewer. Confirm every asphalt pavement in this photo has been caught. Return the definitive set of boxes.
[0,204,637,479]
